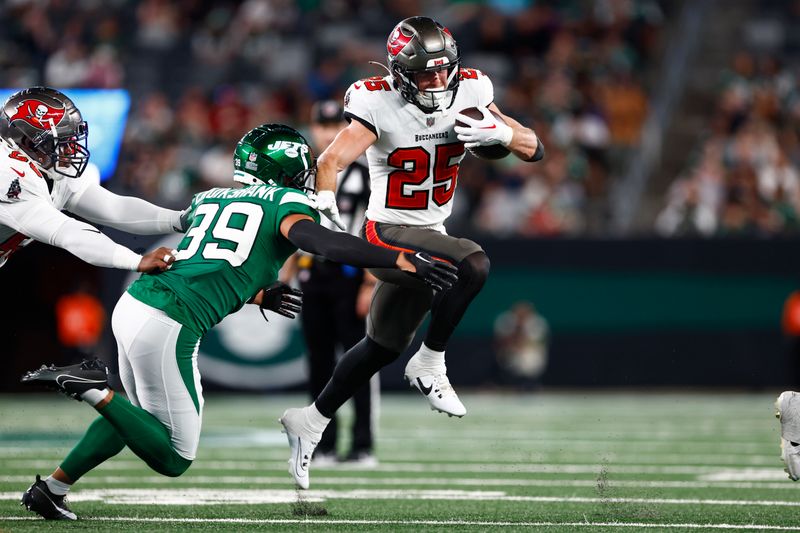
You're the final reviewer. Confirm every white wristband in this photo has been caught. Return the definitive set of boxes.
[498,123,514,147]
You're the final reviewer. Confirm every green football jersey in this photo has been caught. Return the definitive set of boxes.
[128,184,319,336]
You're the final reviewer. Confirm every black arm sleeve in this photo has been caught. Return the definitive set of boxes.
[287,219,398,268]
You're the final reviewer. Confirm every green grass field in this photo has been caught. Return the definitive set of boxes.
[1,391,798,531]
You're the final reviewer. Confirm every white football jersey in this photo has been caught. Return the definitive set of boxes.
[343,68,494,227]
[0,138,92,267]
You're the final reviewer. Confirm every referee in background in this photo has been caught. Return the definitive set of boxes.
[288,100,377,465]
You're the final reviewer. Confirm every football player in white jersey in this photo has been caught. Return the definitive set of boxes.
[0,87,186,274]
[280,16,543,489]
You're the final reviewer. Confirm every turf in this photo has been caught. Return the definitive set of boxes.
[0,391,798,531]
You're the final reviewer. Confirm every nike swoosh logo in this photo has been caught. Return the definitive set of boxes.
[414,252,431,264]
[416,377,433,396]
[11,168,24,177]
[479,125,497,129]
[294,436,308,476]
[56,374,104,386]
[34,485,76,520]
[82,228,101,234]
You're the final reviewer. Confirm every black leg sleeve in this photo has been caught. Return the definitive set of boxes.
[315,336,399,418]
[333,278,372,451]
[425,251,490,352]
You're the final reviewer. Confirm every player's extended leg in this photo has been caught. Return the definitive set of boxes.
[404,250,490,415]
[280,280,431,488]
[334,281,377,463]
[21,293,202,520]
[363,222,489,417]
[108,292,203,474]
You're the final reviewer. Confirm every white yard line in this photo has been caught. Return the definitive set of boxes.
[0,461,786,475]
[2,516,800,530]
[2,488,800,507]
[2,475,794,488]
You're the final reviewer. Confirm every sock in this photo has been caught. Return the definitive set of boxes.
[44,476,71,496]
[60,416,126,482]
[413,343,446,370]
[80,388,110,407]
[305,404,331,435]
[97,394,192,477]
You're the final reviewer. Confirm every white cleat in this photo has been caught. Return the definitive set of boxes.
[404,354,466,418]
[279,408,319,490]
[776,391,800,481]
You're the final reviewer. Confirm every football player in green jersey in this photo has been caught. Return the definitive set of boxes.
[18,123,457,521]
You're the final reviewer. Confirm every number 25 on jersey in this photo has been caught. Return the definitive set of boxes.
[385,142,464,210]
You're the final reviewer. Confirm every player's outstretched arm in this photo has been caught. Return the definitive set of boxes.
[68,183,189,234]
[0,195,174,272]
[314,120,377,231]
[279,214,457,291]
[23,206,175,272]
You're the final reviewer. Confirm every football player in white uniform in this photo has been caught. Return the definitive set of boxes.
[280,16,543,489]
[0,87,186,274]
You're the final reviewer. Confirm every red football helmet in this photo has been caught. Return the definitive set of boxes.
[0,87,89,179]
[386,17,461,113]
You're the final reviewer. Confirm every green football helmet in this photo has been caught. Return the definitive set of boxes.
[233,124,315,190]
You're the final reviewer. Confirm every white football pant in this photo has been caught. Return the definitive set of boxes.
[111,291,203,460]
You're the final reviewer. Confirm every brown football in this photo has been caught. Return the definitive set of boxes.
[455,107,512,160]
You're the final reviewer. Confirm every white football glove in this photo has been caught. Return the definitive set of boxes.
[454,106,514,149]
[312,190,347,231]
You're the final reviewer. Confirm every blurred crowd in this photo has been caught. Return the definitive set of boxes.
[1,0,663,235]
[657,4,800,237]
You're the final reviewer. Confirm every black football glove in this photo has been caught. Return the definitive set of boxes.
[403,252,459,292]
[173,207,193,232]
[258,281,303,321]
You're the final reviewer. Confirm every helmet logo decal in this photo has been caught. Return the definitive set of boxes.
[427,57,448,68]
[8,99,65,131]
[387,25,412,57]
[268,141,309,160]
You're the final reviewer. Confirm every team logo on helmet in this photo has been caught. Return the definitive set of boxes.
[387,25,412,57]
[8,99,65,130]
[268,141,309,159]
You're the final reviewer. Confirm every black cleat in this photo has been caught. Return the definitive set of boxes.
[20,475,77,520]
[21,359,108,401]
